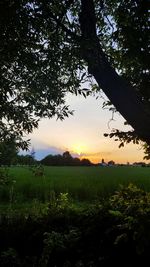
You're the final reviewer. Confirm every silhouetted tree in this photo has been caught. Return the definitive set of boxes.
[73,157,81,166]
[108,160,115,166]
[80,158,92,166]
[16,154,36,165]
[41,152,93,166]
[0,0,149,155]
[62,151,73,165]
[30,147,36,161]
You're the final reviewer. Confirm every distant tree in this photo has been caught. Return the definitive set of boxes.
[62,151,72,159]
[133,162,146,167]
[16,154,25,165]
[41,155,53,166]
[41,151,93,166]
[108,160,115,166]
[41,154,63,166]
[80,158,92,166]
[30,147,36,161]
[62,151,73,165]
[16,154,36,165]
[73,157,81,166]
[54,155,63,166]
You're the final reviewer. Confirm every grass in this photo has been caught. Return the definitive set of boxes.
[0,165,149,216]
[1,165,149,201]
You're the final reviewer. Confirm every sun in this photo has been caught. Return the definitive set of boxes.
[72,143,87,155]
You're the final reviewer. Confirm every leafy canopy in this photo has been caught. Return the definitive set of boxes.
[0,0,149,149]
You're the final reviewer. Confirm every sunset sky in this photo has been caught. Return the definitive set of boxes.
[25,92,148,164]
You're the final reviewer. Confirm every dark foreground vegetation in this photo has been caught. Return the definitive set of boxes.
[0,184,150,267]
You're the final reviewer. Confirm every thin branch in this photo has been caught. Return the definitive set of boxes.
[52,14,80,40]
[107,108,116,129]
[41,0,80,41]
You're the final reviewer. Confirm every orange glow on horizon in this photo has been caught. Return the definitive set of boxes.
[71,143,88,156]
[78,151,148,165]
[79,154,99,163]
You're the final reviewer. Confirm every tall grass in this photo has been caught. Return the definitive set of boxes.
[0,166,148,205]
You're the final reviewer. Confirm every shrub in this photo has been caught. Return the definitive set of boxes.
[109,184,150,255]
[0,248,20,266]
[0,185,150,266]
[0,168,16,203]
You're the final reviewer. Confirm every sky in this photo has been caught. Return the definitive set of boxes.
[24,92,148,164]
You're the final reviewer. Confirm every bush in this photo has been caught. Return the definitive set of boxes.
[0,185,150,266]
[109,184,150,256]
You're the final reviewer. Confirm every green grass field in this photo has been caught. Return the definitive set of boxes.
[0,165,150,216]
[2,165,150,201]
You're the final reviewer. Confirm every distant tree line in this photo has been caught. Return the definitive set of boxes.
[40,151,92,166]
[0,140,36,166]
[0,141,92,166]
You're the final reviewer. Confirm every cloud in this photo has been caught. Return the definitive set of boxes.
[20,146,66,160]
[68,151,114,163]
[36,149,113,162]
[35,147,65,160]
[20,145,114,163]
[76,151,112,157]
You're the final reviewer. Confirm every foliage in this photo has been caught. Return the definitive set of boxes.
[47,192,71,216]
[0,139,18,166]
[40,228,81,266]
[104,128,142,149]
[16,154,37,165]
[0,248,20,267]
[104,129,150,160]
[109,184,150,255]
[0,168,16,212]
[110,183,150,216]
[29,164,45,177]
[98,0,150,151]
[1,184,150,266]
[0,0,79,146]
[41,151,92,166]
[0,168,13,187]
[0,0,149,152]
[104,0,149,101]
[143,143,150,160]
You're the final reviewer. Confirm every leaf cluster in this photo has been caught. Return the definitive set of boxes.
[104,129,140,148]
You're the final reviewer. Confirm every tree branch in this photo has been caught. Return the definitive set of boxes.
[79,0,150,144]
[41,0,80,41]
[80,0,97,37]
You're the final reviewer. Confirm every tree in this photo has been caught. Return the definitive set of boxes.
[0,139,18,166]
[16,154,36,165]
[0,1,149,151]
[40,152,92,166]
[30,147,36,162]
[80,158,92,166]
[108,160,115,166]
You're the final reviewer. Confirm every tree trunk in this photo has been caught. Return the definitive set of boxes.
[89,54,150,144]
[80,0,150,144]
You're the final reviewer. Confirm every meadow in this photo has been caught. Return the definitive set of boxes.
[1,166,150,266]
[0,165,150,209]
